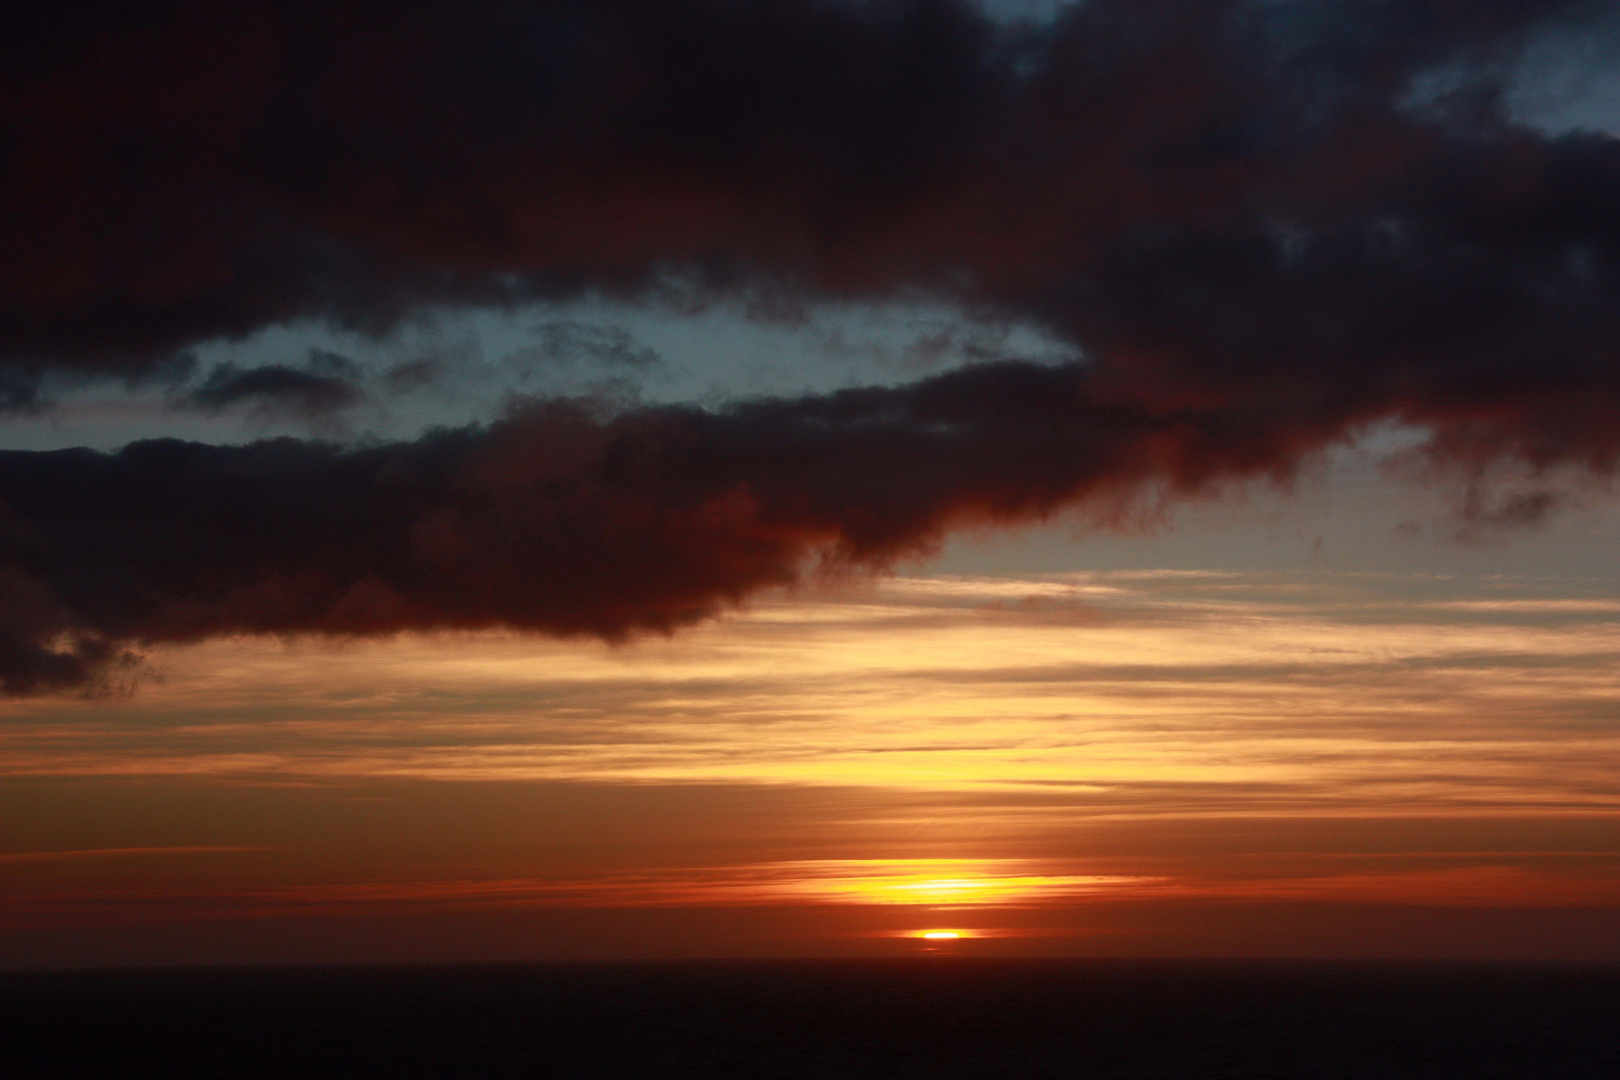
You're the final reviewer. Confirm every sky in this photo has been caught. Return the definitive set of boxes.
[3,0,1620,965]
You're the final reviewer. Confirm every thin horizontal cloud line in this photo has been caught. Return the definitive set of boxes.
[7,862,1618,933]
[0,570,1615,824]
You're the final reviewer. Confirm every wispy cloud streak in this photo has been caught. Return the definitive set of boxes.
[4,570,1616,820]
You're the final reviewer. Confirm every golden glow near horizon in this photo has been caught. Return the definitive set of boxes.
[3,569,1620,938]
[751,861,1150,906]
[5,570,1618,820]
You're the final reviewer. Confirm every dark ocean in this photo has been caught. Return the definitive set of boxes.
[4,960,1617,1078]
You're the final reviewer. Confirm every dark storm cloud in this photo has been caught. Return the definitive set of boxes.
[0,0,1009,382]
[4,0,1620,689]
[0,358,1325,693]
[4,2,1613,405]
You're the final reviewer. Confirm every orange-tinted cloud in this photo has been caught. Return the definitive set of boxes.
[0,362,1342,693]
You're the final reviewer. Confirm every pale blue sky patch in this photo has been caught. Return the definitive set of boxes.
[0,297,1079,450]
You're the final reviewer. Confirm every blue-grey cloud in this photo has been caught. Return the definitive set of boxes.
[184,350,364,416]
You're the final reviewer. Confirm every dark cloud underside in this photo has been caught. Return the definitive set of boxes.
[0,359,1329,692]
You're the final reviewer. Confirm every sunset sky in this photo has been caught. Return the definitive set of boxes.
[4,0,1620,965]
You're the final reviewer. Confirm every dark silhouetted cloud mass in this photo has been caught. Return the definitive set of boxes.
[3,0,1620,689]
[0,359,1324,692]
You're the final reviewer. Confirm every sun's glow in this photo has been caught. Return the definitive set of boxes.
[756,860,1148,906]
[7,571,1620,944]
[920,930,963,940]
[15,571,1620,830]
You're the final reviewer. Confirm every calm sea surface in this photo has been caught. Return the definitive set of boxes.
[4,960,1617,1078]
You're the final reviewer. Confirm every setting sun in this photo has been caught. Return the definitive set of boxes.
[761,861,1147,906]
[919,931,963,940]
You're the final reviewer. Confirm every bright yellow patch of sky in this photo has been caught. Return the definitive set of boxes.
[5,570,1618,824]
